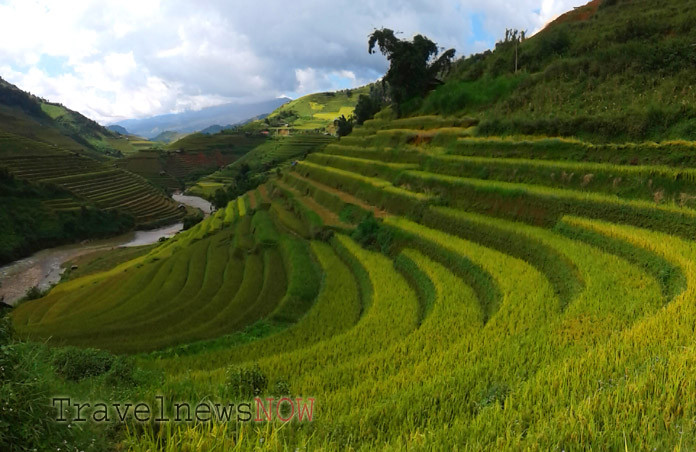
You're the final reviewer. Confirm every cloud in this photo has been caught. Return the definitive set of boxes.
[0,0,589,123]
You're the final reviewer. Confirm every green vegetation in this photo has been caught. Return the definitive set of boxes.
[9,1,696,451]
[189,134,335,201]
[418,0,696,141]
[0,169,134,265]
[0,77,140,157]
[368,28,455,113]
[259,87,368,132]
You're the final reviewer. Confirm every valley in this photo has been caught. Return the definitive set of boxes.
[3,0,696,451]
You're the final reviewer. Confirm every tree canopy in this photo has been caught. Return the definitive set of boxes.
[368,28,455,113]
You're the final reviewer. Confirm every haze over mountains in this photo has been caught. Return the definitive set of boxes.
[110,97,290,139]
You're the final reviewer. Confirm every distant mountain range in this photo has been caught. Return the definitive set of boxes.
[110,98,289,139]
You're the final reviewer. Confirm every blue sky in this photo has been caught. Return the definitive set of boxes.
[0,0,588,123]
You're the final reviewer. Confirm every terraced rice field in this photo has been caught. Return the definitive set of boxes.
[12,114,696,450]
[191,134,336,193]
[0,150,183,225]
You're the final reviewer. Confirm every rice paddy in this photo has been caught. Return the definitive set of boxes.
[10,112,696,451]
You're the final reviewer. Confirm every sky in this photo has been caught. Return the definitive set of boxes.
[0,0,588,124]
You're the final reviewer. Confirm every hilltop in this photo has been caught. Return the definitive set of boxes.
[414,0,696,141]
[240,87,369,133]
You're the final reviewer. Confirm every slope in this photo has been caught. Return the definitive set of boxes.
[0,76,140,157]
[415,0,696,141]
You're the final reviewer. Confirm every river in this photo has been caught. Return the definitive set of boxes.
[0,194,213,306]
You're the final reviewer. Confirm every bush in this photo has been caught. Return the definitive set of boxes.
[105,356,136,386]
[183,213,204,230]
[52,347,115,381]
[22,286,46,301]
[273,380,291,397]
[354,94,382,125]
[351,214,394,254]
[226,364,267,398]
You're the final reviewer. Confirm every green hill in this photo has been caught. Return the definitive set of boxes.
[413,0,696,141]
[181,89,365,199]
[0,77,143,157]
[151,130,186,143]
[242,87,368,133]
[0,80,186,261]
[9,1,696,451]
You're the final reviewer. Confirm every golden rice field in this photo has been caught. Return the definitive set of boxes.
[11,113,696,451]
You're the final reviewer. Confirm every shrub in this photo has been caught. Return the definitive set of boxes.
[105,356,136,386]
[351,214,394,254]
[183,213,204,230]
[226,365,267,398]
[52,347,115,381]
[23,286,46,301]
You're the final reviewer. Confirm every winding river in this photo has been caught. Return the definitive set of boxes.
[0,194,213,306]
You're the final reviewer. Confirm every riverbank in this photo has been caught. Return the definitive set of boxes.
[0,194,213,306]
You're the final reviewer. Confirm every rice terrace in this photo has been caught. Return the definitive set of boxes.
[3,0,696,450]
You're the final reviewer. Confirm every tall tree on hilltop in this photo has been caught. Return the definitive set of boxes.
[368,28,455,114]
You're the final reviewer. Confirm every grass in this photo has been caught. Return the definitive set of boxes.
[11,8,696,448]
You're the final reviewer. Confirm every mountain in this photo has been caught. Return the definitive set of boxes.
[151,130,186,143]
[199,124,231,135]
[112,98,290,139]
[106,124,129,135]
[0,77,137,157]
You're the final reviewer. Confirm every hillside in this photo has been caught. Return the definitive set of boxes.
[414,0,696,141]
[9,1,696,451]
[0,77,141,157]
[0,168,134,265]
[184,88,365,199]
[151,130,186,143]
[0,136,184,226]
[241,87,368,133]
[116,133,267,190]
[13,108,696,449]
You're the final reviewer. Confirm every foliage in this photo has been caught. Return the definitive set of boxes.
[51,347,115,381]
[354,84,388,125]
[182,212,204,230]
[226,364,267,398]
[213,188,229,209]
[334,114,354,137]
[368,28,455,113]
[351,213,394,254]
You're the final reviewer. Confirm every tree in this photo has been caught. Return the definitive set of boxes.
[334,114,354,137]
[354,83,388,125]
[213,188,229,209]
[498,28,527,73]
[354,95,379,125]
[368,28,455,114]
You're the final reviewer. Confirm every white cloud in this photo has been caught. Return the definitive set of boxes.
[0,0,589,123]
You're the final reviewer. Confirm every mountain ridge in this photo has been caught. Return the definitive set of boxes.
[112,97,290,138]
